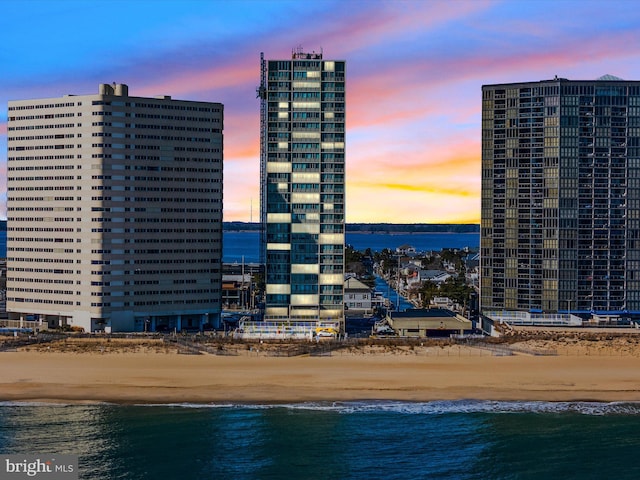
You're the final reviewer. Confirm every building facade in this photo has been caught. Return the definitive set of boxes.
[258,49,346,323]
[6,83,223,332]
[481,76,640,317]
[344,277,373,316]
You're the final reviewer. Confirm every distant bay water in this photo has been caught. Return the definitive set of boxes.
[223,231,479,263]
[0,230,479,262]
[1,401,640,480]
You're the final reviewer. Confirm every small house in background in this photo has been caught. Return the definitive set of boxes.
[396,244,416,255]
[419,270,452,285]
[222,273,253,310]
[344,277,373,316]
[386,308,472,338]
[431,296,454,309]
[464,252,480,270]
[371,291,386,312]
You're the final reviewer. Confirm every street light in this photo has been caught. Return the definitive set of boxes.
[566,299,574,315]
[396,254,401,312]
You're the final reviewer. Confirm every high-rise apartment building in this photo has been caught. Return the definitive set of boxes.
[6,83,223,332]
[481,76,640,317]
[258,49,346,323]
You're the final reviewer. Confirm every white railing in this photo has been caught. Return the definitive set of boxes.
[0,319,44,330]
[234,320,341,340]
[484,310,582,326]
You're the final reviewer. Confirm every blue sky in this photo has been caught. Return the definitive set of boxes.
[3,0,640,222]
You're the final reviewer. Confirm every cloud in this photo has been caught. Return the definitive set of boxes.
[3,0,640,224]
[134,63,257,99]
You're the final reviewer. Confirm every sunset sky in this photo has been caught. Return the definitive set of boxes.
[2,0,640,223]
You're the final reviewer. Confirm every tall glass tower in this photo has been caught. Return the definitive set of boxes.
[258,49,346,323]
[481,76,640,318]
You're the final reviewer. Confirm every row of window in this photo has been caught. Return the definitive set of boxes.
[83,155,219,162]
[9,134,76,141]
[89,249,218,254]
[8,268,74,274]
[9,156,76,162]
[9,175,75,181]
[9,144,75,151]
[91,111,220,122]
[87,288,216,296]
[89,268,219,275]
[8,187,75,191]
[92,133,221,141]
[93,100,219,112]
[10,207,74,212]
[8,287,74,294]
[8,297,74,305]
[7,298,218,307]
[89,257,219,265]
[88,228,217,233]
[9,165,75,171]
[9,113,76,120]
[8,123,76,131]
[8,247,218,255]
[9,238,218,248]
[90,196,218,203]
[87,175,220,184]
[9,102,78,110]
[90,186,221,193]
[91,121,221,132]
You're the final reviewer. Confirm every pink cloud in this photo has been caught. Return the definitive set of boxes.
[298,0,494,57]
[0,122,6,135]
[134,62,256,99]
[6,0,638,225]
[224,111,259,159]
[425,29,640,87]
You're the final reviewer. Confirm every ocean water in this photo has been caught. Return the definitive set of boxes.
[223,231,479,264]
[1,401,640,480]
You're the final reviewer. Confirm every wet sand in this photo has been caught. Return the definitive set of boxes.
[2,349,640,404]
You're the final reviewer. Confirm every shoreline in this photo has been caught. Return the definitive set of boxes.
[2,349,640,405]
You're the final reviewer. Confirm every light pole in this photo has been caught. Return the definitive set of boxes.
[396,255,400,311]
[566,299,574,315]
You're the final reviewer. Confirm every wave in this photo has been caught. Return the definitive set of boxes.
[129,400,640,416]
[3,399,640,415]
[0,401,115,408]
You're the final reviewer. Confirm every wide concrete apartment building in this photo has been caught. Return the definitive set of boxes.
[257,49,346,326]
[481,75,640,321]
[6,83,223,332]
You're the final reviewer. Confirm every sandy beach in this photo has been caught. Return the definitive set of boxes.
[2,336,640,404]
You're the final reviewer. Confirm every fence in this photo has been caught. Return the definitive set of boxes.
[484,310,582,327]
[0,319,43,331]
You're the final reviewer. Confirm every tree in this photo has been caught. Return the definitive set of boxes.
[439,273,474,306]
[373,248,395,276]
[345,244,363,264]
[419,280,439,308]
[345,244,368,278]
[440,249,465,272]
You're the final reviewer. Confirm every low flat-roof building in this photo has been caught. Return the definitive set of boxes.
[387,308,472,338]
